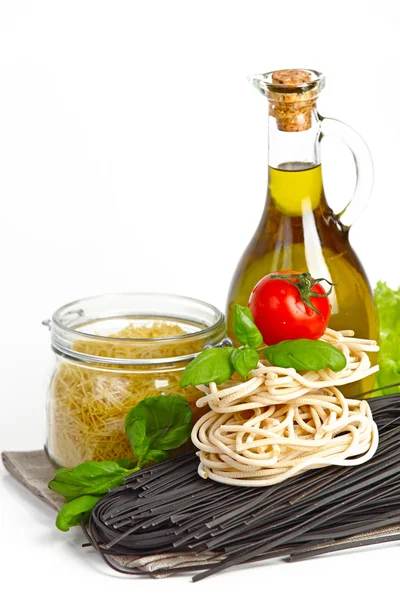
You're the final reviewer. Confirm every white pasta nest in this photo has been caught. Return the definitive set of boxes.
[191,328,380,487]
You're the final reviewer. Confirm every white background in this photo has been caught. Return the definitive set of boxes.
[1,1,399,598]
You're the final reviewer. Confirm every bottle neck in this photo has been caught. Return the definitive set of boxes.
[266,110,324,217]
[268,110,321,170]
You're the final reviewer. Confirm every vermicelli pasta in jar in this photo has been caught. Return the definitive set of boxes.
[46,294,225,468]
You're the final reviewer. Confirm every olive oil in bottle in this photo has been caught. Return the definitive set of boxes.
[226,70,378,395]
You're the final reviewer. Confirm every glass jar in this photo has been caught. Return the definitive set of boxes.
[45,293,225,468]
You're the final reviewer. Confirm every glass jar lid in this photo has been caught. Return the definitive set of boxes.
[46,293,225,366]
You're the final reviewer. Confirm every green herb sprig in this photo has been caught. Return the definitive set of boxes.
[124,395,192,468]
[49,395,192,531]
[49,461,137,502]
[180,304,347,387]
[180,305,262,387]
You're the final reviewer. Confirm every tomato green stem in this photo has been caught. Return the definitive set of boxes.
[269,272,336,318]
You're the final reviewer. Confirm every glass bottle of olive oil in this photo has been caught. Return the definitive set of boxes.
[226,70,378,394]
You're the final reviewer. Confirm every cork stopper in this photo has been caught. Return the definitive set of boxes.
[266,69,321,132]
[271,69,313,86]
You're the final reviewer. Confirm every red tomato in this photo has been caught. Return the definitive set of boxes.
[248,271,332,345]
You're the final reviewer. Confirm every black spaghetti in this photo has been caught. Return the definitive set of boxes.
[84,393,400,581]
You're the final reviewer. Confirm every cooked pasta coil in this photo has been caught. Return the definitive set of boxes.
[192,329,379,486]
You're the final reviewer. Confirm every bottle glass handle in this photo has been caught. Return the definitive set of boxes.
[320,116,374,228]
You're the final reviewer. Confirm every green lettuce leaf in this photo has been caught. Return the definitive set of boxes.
[374,281,400,394]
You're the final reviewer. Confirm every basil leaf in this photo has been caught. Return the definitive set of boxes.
[124,418,149,465]
[180,347,234,387]
[55,495,99,532]
[234,305,263,349]
[115,458,136,469]
[144,449,170,463]
[48,461,134,501]
[231,347,259,380]
[125,395,192,467]
[263,339,347,372]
